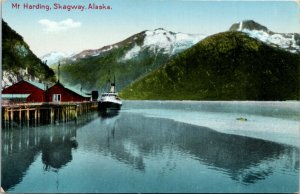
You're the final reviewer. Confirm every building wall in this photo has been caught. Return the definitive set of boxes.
[46,83,89,102]
[2,81,46,102]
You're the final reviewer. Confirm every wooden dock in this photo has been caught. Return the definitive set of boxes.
[2,102,98,128]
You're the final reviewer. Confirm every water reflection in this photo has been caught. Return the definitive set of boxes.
[40,127,78,171]
[1,110,299,192]
[98,109,120,119]
[1,113,96,190]
[1,127,40,190]
[99,110,145,171]
[89,112,299,185]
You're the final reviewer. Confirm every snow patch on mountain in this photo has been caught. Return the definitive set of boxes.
[123,44,141,60]
[237,21,300,53]
[143,29,175,54]
[122,28,206,61]
[238,21,243,31]
[241,29,300,53]
[40,51,75,66]
[91,45,114,56]
[143,29,206,55]
[173,33,205,53]
[70,45,119,61]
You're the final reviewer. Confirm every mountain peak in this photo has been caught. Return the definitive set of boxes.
[154,28,166,31]
[68,28,206,61]
[229,20,300,53]
[120,31,300,100]
[229,20,269,32]
[142,28,205,56]
[146,28,171,35]
[40,51,75,66]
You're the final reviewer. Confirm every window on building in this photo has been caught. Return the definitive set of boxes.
[53,94,61,102]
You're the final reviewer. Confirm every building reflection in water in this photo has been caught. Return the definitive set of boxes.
[1,113,96,191]
[2,127,41,190]
[40,126,78,171]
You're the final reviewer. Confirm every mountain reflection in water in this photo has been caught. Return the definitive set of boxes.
[2,108,299,192]
[91,113,299,185]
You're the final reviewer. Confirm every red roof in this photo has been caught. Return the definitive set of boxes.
[2,80,90,103]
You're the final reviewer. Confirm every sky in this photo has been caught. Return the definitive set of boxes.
[2,0,300,57]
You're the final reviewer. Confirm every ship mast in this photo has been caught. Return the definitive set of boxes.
[110,74,116,93]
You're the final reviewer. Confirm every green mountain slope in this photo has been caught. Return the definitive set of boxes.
[57,28,204,91]
[120,31,300,100]
[59,39,170,91]
[2,20,55,87]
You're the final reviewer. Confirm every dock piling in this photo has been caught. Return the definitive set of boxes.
[2,102,97,128]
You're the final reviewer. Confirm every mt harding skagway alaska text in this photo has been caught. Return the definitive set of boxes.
[11,3,112,11]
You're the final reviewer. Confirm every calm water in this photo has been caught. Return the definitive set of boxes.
[2,101,299,192]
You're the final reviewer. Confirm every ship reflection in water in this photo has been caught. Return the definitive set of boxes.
[98,108,120,119]
[1,108,299,193]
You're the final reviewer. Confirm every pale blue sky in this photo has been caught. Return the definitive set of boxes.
[2,0,300,56]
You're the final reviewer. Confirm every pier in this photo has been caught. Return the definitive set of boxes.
[2,102,98,128]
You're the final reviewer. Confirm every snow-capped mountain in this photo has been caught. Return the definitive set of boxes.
[71,45,118,60]
[123,28,206,60]
[230,20,300,53]
[40,51,75,66]
[121,31,300,101]
[69,28,206,61]
[141,28,205,55]
[57,28,206,90]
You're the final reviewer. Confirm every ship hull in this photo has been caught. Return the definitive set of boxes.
[98,101,122,111]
